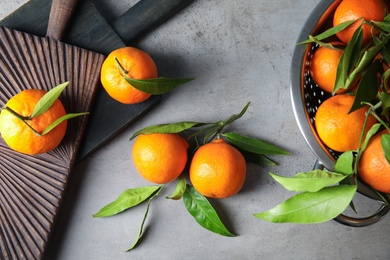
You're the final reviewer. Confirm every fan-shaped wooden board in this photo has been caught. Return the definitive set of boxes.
[0,26,105,259]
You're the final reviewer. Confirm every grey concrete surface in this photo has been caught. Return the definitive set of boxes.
[1,0,390,259]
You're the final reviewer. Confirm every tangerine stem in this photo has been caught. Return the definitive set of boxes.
[3,106,41,136]
[114,56,129,75]
[3,106,31,120]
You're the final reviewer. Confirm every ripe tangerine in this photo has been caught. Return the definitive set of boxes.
[0,89,67,155]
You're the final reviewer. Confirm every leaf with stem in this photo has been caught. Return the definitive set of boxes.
[114,56,194,95]
[381,134,390,164]
[31,82,69,118]
[124,76,194,95]
[298,20,356,45]
[379,93,390,121]
[334,26,364,93]
[130,121,210,140]
[93,185,160,218]
[350,59,382,113]
[238,149,277,166]
[183,185,235,237]
[222,132,289,155]
[334,151,354,175]
[254,185,357,224]
[41,112,89,135]
[127,185,164,251]
[166,176,187,200]
[269,171,350,193]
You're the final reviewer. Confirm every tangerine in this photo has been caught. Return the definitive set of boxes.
[189,138,246,199]
[315,94,377,152]
[0,89,67,155]
[310,44,347,94]
[100,46,158,104]
[358,130,390,193]
[333,0,387,44]
[132,133,189,184]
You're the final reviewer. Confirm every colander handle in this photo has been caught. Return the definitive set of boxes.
[313,160,390,227]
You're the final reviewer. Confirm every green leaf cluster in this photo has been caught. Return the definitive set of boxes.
[93,102,289,251]
[300,15,390,163]
[93,178,234,251]
[2,82,89,136]
[256,14,390,225]
[131,102,289,166]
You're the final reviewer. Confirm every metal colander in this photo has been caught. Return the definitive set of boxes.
[290,0,390,226]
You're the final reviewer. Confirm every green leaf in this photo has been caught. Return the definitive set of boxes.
[127,185,164,251]
[334,26,363,93]
[130,121,209,140]
[269,171,348,192]
[183,185,235,237]
[379,92,390,121]
[31,82,69,118]
[358,123,381,157]
[239,150,277,166]
[349,60,382,112]
[41,112,89,135]
[383,66,390,89]
[298,20,356,45]
[334,151,354,175]
[124,76,194,95]
[166,176,186,200]
[93,186,160,218]
[222,132,290,155]
[374,21,390,33]
[381,134,390,164]
[254,185,357,224]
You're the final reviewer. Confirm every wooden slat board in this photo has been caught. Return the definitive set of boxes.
[0,0,162,163]
[0,0,160,258]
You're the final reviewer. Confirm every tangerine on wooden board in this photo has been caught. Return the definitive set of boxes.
[314,94,377,153]
[333,0,388,44]
[132,133,189,184]
[100,46,158,104]
[189,138,246,199]
[0,89,67,155]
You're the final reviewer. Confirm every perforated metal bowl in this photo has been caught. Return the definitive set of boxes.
[290,0,390,226]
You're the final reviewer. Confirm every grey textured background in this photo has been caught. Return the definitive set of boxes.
[1,0,390,259]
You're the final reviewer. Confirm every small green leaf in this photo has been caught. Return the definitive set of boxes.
[166,176,187,200]
[222,132,290,155]
[41,112,89,135]
[381,134,390,164]
[93,186,160,218]
[358,123,381,157]
[130,121,209,140]
[31,82,69,118]
[254,185,357,224]
[379,92,390,121]
[124,76,194,95]
[298,20,356,45]
[334,151,354,175]
[183,185,235,237]
[269,171,348,192]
